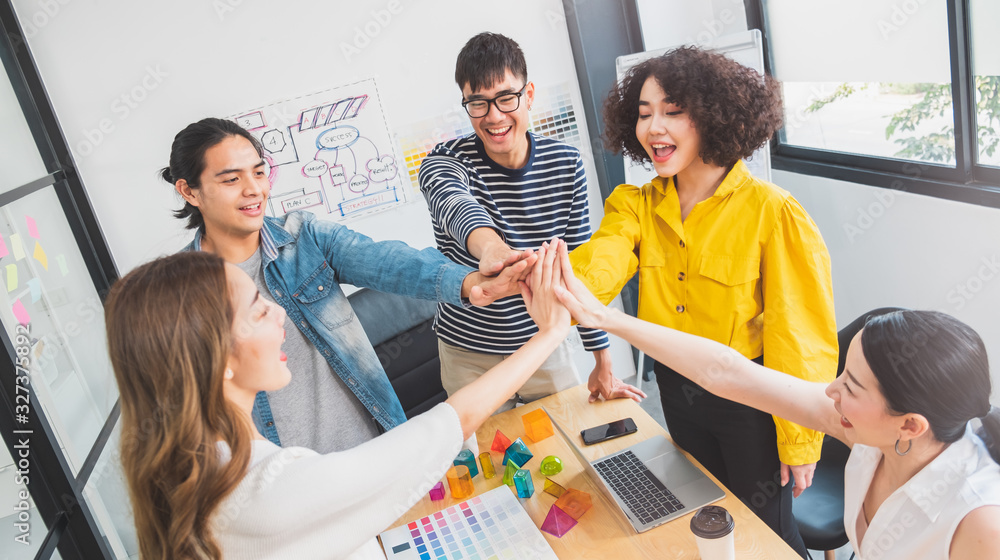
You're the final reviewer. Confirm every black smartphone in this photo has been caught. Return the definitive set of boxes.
[580,418,638,445]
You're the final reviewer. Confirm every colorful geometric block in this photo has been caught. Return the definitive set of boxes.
[502,459,520,486]
[540,505,578,537]
[543,477,566,498]
[479,451,496,479]
[522,408,555,442]
[539,455,563,476]
[513,469,534,498]
[554,489,592,520]
[503,438,533,467]
[454,448,479,478]
[491,429,513,453]
[447,465,474,500]
[429,481,445,501]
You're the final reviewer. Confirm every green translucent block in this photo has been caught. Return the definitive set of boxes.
[539,455,563,476]
[502,459,520,486]
[479,451,496,479]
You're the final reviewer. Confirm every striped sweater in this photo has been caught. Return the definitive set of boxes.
[419,132,610,354]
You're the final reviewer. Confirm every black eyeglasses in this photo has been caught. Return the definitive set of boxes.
[462,84,527,118]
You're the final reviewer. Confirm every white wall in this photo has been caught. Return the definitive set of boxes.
[13,0,604,271]
[777,171,1000,405]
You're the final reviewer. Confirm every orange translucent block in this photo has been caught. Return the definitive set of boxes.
[554,488,592,520]
[521,408,554,442]
[540,504,578,537]
[446,465,474,500]
[491,429,513,453]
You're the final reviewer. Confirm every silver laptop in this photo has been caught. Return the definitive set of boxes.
[546,408,725,533]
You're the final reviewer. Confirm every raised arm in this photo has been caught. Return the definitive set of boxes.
[568,184,643,306]
[554,242,847,444]
[446,239,571,439]
[761,197,839,467]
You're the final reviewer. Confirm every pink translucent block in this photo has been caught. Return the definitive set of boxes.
[540,504,578,537]
[429,481,445,501]
[491,429,513,453]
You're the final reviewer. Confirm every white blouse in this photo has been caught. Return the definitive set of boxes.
[844,425,1000,559]
[212,403,464,559]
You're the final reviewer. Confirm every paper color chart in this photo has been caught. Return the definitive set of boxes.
[379,486,557,560]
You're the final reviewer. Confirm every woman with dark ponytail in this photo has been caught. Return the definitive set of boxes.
[541,242,1000,560]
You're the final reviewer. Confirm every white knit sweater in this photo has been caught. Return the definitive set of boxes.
[211,403,464,559]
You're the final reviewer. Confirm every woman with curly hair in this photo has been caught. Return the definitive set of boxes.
[570,46,837,556]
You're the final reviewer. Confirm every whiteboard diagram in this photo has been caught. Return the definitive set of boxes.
[232,78,405,222]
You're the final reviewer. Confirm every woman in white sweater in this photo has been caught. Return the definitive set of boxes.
[105,241,571,559]
[536,241,1000,560]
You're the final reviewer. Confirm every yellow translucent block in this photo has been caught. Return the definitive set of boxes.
[479,452,496,479]
[522,408,554,442]
[447,465,474,499]
[543,477,566,498]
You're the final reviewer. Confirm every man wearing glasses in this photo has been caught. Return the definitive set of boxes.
[420,32,645,413]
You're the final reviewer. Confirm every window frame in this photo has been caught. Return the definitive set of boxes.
[745,0,1000,208]
[0,1,121,558]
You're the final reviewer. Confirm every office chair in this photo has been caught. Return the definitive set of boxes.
[796,307,905,560]
[348,289,447,418]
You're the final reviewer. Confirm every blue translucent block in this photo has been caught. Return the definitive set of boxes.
[502,438,533,467]
[513,469,534,498]
[454,449,479,478]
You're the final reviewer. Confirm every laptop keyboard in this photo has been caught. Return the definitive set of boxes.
[593,450,685,525]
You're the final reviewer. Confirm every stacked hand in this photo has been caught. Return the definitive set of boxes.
[520,238,645,404]
[519,239,570,336]
[466,250,537,306]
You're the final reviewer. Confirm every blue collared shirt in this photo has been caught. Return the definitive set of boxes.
[184,211,472,443]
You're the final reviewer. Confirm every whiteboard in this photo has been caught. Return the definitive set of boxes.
[13,0,607,274]
[615,29,772,186]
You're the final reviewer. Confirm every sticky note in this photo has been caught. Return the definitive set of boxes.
[26,216,39,239]
[0,234,7,258]
[33,242,47,270]
[5,264,15,292]
[27,278,40,303]
[9,234,24,260]
[12,299,29,326]
[56,255,68,276]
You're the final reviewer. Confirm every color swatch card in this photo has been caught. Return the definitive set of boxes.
[379,485,557,560]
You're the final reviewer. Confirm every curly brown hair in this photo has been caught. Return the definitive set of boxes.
[602,46,783,168]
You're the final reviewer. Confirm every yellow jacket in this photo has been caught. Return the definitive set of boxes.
[571,161,837,465]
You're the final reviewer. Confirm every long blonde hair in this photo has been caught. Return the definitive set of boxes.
[105,252,252,558]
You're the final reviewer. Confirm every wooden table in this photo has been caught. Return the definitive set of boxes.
[384,384,800,559]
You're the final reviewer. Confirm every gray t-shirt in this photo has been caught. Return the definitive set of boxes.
[236,249,380,453]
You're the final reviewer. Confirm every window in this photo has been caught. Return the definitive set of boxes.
[1,3,121,558]
[749,0,1000,206]
[969,0,999,168]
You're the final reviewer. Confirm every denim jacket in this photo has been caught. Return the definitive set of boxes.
[184,211,472,443]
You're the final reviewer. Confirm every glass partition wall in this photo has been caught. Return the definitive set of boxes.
[0,2,124,558]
